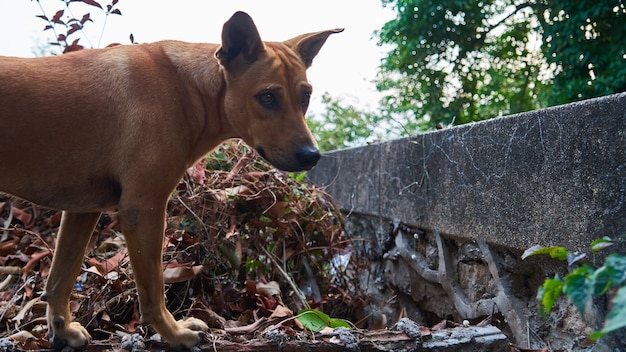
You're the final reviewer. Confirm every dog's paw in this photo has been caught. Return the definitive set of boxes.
[49,321,91,350]
[178,317,209,332]
[167,318,208,350]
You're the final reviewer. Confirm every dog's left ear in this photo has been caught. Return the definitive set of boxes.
[216,11,264,68]
[284,28,344,68]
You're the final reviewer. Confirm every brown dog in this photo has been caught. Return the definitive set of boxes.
[0,11,342,349]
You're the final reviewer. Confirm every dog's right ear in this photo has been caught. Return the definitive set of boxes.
[216,11,264,69]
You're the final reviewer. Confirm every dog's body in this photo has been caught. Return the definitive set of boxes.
[0,12,341,349]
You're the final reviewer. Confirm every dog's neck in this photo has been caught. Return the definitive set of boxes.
[158,41,236,162]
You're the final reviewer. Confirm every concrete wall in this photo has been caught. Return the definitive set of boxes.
[307,93,626,253]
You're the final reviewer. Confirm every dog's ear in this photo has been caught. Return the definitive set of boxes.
[216,11,264,68]
[284,28,344,68]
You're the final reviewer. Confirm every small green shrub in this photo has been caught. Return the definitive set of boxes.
[523,237,626,340]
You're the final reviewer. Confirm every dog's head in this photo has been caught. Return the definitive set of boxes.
[216,11,343,172]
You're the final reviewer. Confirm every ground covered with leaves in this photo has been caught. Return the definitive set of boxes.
[0,141,369,350]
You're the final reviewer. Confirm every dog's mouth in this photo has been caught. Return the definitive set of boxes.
[256,146,320,172]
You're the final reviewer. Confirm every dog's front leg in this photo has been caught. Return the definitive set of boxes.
[119,203,208,349]
[44,211,100,349]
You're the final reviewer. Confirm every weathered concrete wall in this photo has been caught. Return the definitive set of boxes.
[307,93,626,253]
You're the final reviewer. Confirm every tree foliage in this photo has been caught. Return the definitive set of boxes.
[308,93,384,151]
[376,0,626,131]
[377,0,544,128]
[539,1,626,103]
[309,0,626,145]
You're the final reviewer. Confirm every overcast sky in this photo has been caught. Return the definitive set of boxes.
[0,1,395,114]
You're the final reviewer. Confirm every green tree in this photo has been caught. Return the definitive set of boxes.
[308,93,384,152]
[538,1,626,103]
[375,0,626,131]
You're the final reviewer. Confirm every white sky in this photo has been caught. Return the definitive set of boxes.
[0,1,395,115]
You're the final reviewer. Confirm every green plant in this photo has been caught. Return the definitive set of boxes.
[523,237,626,340]
[297,309,352,332]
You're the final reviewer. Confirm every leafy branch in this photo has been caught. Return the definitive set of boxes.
[32,0,124,53]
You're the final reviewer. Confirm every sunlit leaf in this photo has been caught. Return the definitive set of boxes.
[297,309,331,332]
[522,245,568,261]
[295,172,307,183]
[538,275,563,315]
[590,237,613,253]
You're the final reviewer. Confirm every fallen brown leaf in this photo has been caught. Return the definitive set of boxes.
[163,264,204,283]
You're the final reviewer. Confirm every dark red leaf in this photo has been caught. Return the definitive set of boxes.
[63,39,84,53]
[80,13,92,24]
[112,0,119,6]
[67,23,82,36]
[51,10,65,25]
[44,25,53,31]
[36,15,49,21]
[110,9,122,15]
[81,0,102,9]
[57,34,67,42]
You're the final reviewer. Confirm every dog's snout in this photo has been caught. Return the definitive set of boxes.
[295,146,321,169]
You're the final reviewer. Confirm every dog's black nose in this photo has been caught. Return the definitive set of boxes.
[295,146,321,169]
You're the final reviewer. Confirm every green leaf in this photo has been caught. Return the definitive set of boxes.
[591,285,626,340]
[329,318,353,329]
[604,254,626,286]
[564,266,594,316]
[590,237,614,253]
[593,254,626,296]
[522,245,569,261]
[297,309,331,332]
[592,265,614,296]
[259,215,272,223]
[293,172,307,183]
[538,275,564,315]
[588,330,606,341]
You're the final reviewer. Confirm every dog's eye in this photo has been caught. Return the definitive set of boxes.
[301,91,311,110]
[257,92,278,110]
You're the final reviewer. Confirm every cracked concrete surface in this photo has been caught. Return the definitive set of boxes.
[308,92,626,254]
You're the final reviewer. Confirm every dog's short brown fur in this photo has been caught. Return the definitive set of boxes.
[0,12,341,349]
